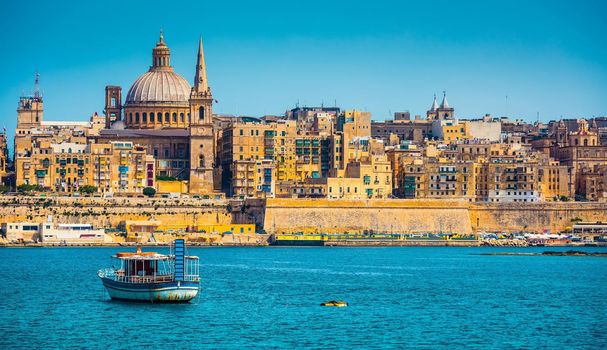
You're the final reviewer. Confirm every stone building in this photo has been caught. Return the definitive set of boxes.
[0,132,7,180]
[19,140,154,194]
[14,32,218,195]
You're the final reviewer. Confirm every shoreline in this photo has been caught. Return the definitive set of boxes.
[2,241,606,248]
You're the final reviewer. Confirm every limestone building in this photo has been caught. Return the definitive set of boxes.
[14,32,218,195]
[0,132,7,180]
[95,32,216,194]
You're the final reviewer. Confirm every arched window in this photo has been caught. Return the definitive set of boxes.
[142,112,147,123]
[575,139,579,146]
[199,107,205,120]
[172,113,177,122]
[129,113,133,124]
[180,113,184,123]
[583,139,588,146]
[164,112,169,122]
[150,112,155,123]
[135,113,140,123]
[199,155,205,168]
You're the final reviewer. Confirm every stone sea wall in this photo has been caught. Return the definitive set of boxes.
[260,198,473,234]
[259,198,607,234]
[469,202,607,233]
[2,196,606,236]
[0,196,232,229]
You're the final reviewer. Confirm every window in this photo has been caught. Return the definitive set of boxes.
[180,113,184,123]
[142,113,147,123]
[135,113,140,123]
[150,113,155,122]
[199,107,205,120]
[165,113,169,122]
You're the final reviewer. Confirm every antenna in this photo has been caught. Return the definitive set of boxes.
[505,95,508,118]
[34,71,41,99]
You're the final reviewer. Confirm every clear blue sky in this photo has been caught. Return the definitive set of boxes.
[1,0,606,141]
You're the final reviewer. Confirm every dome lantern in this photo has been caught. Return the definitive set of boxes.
[152,29,171,69]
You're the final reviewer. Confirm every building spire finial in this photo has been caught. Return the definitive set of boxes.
[158,28,165,45]
[194,36,208,92]
[430,93,438,111]
[34,71,41,99]
[440,90,449,109]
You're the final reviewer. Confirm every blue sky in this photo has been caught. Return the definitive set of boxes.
[1,0,606,141]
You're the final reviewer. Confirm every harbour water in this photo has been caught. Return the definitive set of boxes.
[1,246,606,349]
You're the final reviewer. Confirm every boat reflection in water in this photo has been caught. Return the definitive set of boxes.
[98,239,200,303]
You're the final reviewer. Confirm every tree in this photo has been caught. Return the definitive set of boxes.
[79,185,97,195]
[143,187,156,197]
[17,184,44,193]
[0,185,9,193]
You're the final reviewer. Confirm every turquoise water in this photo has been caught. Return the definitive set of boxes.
[1,246,606,349]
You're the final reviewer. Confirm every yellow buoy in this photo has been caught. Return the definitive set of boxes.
[321,300,348,307]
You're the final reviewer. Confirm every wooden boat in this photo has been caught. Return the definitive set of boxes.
[98,239,200,303]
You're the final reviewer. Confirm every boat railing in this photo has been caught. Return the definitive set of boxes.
[98,268,200,283]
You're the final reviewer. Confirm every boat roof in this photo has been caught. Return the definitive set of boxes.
[113,252,169,260]
[112,252,199,260]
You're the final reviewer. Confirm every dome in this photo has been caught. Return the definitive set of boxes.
[125,70,191,107]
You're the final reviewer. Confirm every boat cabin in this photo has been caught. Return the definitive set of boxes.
[105,246,199,284]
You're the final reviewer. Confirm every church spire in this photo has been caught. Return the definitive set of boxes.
[430,93,438,111]
[440,90,449,109]
[194,36,208,92]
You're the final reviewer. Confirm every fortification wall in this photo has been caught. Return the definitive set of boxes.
[469,202,607,233]
[0,196,232,229]
[262,199,473,234]
[261,198,607,234]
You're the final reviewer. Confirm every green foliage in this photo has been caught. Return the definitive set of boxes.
[156,175,177,181]
[559,195,569,202]
[570,217,583,223]
[17,184,45,193]
[79,185,98,194]
[0,184,9,193]
[143,187,157,197]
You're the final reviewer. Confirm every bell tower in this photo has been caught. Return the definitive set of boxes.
[188,37,215,194]
[17,72,43,130]
[104,86,122,128]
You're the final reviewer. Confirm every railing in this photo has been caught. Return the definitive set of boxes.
[98,268,200,284]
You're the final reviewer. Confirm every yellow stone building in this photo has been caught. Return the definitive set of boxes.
[0,132,7,180]
[14,32,217,196]
[19,140,154,194]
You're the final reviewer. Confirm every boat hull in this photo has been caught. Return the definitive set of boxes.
[100,277,199,303]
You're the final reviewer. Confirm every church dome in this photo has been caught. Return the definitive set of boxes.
[125,70,191,107]
[124,31,191,108]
